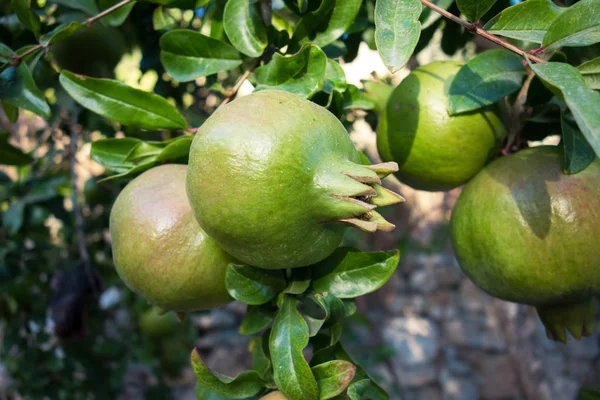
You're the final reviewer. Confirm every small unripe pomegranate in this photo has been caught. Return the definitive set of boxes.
[110,165,234,312]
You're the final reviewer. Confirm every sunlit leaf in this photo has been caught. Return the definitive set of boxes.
[312,360,356,400]
[160,30,243,82]
[484,0,564,43]
[542,0,600,50]
[578,57,600,90]
[448,49,527,114]
[375,0,422,73]
[60,71,187,130]
[223,0,268,57]
[254,44,327,97]
[312,247,400,299]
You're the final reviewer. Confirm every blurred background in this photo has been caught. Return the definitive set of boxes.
[1,1,599,399]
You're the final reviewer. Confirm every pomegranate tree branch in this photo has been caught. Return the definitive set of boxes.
[220,58,262,108]
[419,0,545,64]
[8,0,135,67]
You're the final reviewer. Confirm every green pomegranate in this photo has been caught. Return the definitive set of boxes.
[110,165,234,312]
[451,146,600,342]
[138,307,181,338]
[186,90,403,269]
[50,14,127,78]
[377,61,506,192]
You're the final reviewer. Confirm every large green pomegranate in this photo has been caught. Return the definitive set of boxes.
[110,165,234,311]
[451,146,600,342]
[377,61,506,192]
[186,90,403,269]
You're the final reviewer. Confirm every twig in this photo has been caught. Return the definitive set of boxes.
[219,58,262,108]
[7,0,135,67]
[504,70,535,154]
[419,0,545,64]
[68,108,99,295]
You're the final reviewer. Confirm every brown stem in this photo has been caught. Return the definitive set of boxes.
[419,0,545,64]
[220,58,262,108]
[504,70,535,153]
[8,0,135,67]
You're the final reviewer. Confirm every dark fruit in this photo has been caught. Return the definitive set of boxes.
[186,90,404,269]
[451,146,600,342]
[50,14,127,78]
[110,165,234,312]
[377,61,506,192]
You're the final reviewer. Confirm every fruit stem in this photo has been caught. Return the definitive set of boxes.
[536,298,596,343]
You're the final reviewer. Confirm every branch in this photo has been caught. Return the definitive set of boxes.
[419,0,545,64]
[68,108,99,295]
[8,0,135,67]
[219,58,262,108]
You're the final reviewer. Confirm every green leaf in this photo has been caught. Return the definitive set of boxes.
[420,0,454,29]
[312,360,356,400]
[347,379,371,400]
[542,0,600,50]
[299,293,347,336]
[0,133,33,166]
[53,0,99,15]
[297,0,362,47]
[579,388,600,400]
[14,0,41,36]
[160,30,243,82]
[284,267,311,295]
[223,0,268,57]
[324,59,347,94]
[156,135,193,161]
[59,71,187,130]
[483,0,564,43]
[1,100,19,123]
[191,348,266,399]
[310,341,388,400]
[270,295,319,400]
[40,22,85,46]
[90,138,141,171]
[531,62,600,159]
[0,45,50,118]
[101,161,161,182]
[100,0,137,27]
[3,201,25,234]
[343,84,376,110]
[562,111,596,174]
[249,336,272,379]
[240,305,276,335]
[153,6,177,30]
[254,44,327,98]
[578,57,600,90]
[225,264,286,305]
[312,248,400,299]
[456,0,498,22]
[374,0,422,73]
[448,49,527,115]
